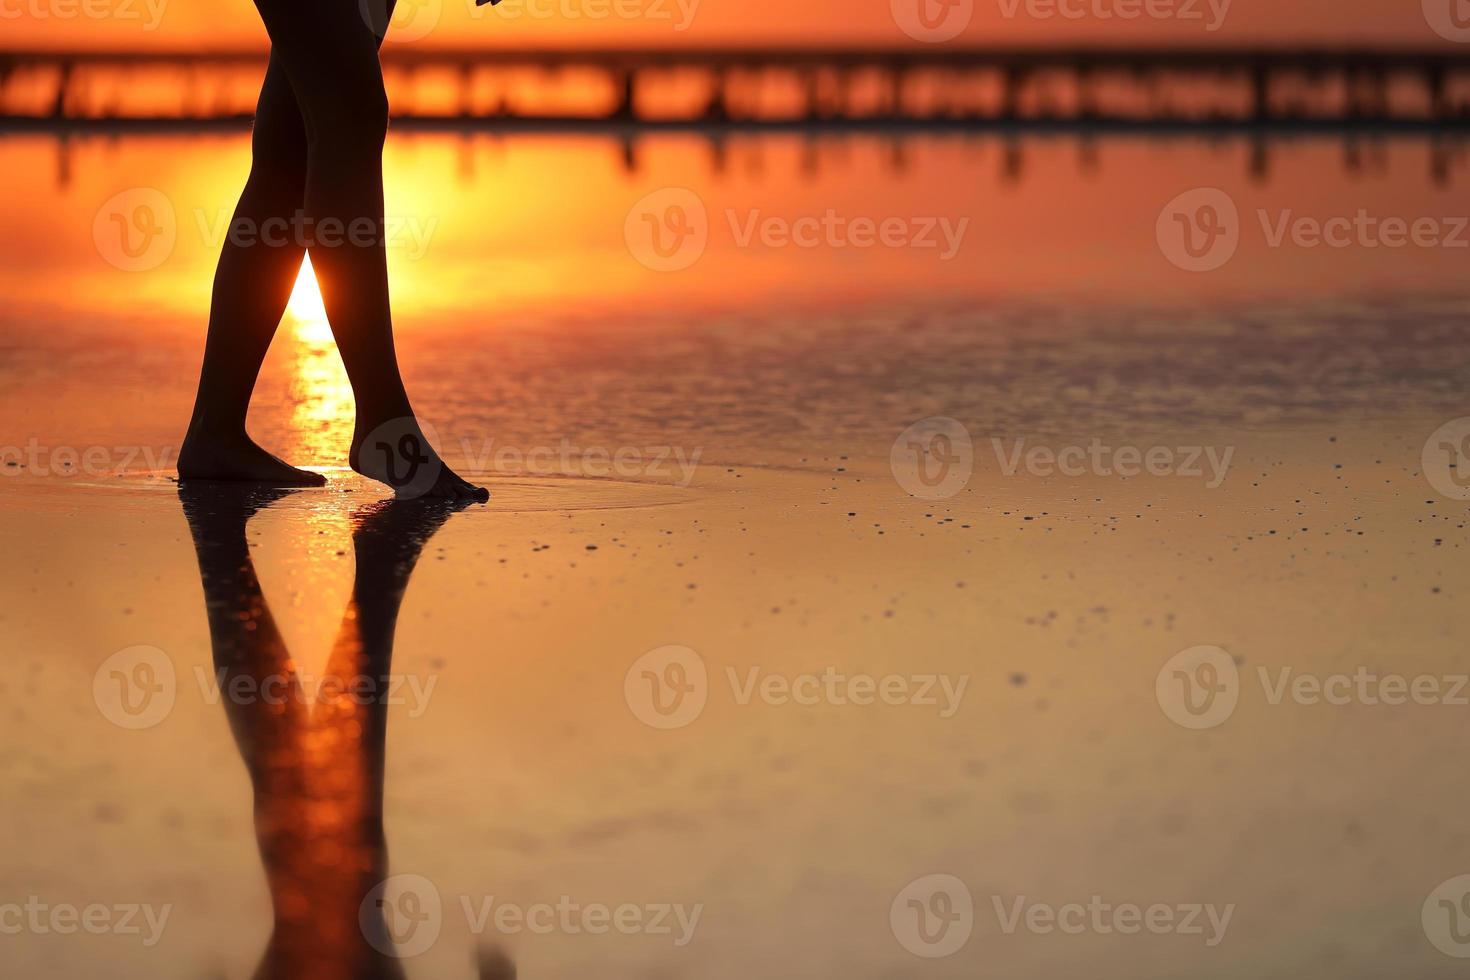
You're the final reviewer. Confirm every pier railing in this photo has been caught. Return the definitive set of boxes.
[2,45,1469,131]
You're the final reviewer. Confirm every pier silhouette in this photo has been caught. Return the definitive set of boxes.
[4,45,1469,131]
[6,45,1469,185]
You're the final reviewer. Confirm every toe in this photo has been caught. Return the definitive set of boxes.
[456,475,489,501]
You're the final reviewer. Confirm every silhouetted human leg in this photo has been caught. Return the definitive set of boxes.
[179,56,325,486]
[181,486,510,977]
[179,486,487,978]
[248,0,487,500]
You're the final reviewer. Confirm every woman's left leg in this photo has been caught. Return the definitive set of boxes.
[178,53,325,485]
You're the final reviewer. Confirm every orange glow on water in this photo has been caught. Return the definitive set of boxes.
[278,255,355,466]
[286,256,333,343]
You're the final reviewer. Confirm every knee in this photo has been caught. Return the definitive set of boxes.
[249,118,308,194]
[306,83,390,155]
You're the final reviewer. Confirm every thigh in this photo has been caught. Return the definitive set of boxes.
[248,0,388,135]
[250,54,307,171]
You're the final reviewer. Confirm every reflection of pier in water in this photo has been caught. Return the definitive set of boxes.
[4,46,1470,182]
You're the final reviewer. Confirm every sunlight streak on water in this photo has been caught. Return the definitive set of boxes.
[285,258,355,467]
[286,256,332,344]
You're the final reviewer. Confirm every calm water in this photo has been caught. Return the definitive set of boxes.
[3,132,1470,979]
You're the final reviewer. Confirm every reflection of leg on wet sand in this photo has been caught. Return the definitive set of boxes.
[180,486,508,979]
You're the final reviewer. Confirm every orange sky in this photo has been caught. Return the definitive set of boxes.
[2,0,1460,49]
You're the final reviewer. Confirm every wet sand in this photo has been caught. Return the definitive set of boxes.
[3,133,1470,978]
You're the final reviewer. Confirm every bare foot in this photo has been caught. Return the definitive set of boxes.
[179,428,326,486]
[349,416,488,501]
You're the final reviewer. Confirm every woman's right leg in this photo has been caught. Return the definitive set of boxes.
[249,0,487,500]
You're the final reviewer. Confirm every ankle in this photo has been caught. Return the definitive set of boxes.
[184,413,249,445]
[353,402,416,442]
